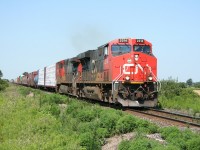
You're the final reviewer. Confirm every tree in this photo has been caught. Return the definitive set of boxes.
[0,70,8,91]
[23,72,28,76]
[0,70,3,79]
[193,82,200,88]
[186,78,193,87]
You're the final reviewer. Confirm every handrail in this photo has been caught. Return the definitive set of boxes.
[112,66,122,95]
[112,66,129,95]
[146,65,161,92]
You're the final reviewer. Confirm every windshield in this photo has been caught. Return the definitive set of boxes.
[134,45,151,54]
[111,45,131,56]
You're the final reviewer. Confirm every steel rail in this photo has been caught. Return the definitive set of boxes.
[149,108,200,119]
[126,108,200,128]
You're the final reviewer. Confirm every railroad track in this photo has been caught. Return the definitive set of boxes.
[126,108,200,128]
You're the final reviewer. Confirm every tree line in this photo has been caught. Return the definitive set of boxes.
[0,70,9,91]
[186,78,200,88]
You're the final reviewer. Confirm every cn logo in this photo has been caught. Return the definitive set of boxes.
[123,64,144,75]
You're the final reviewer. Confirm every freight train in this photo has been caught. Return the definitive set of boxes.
[14,38,159,107]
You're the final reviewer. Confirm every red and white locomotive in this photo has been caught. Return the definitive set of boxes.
[15,38,159,107]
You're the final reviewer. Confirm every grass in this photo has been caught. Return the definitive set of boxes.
[0,79,9,91]
[118,127,200,150]
[0,84,158,149]
[159,80,200,115]
[0,85,80,149]
[0,84,200,150]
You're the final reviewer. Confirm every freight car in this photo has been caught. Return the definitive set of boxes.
[15,38,159,107]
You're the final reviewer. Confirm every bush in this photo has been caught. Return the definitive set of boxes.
[78,122,97,133]
[193,82,200,88]
[128,138,162,150]
[41,94,66,105]
[118,137,181,150]
[118,137,180,150]
[160,80,186,98]
[0,79,9,91]
[116,115,136,134]
[65,100,84,117]
[79,132,101,150]
[49,104,60,117]
[96,127,108,139]
[160,127,198,150]
[78,120,107,146]
[99,109,121,135]
[159,79,200,114]
[77,108,96,122]
[186,137,200,150]
[19,87,33,96]
[159,126,180,139]
[135,119,158,134]
[118,140,131,150]
[129,138,151,150]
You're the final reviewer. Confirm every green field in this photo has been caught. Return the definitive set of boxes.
[0,84,200,150]
[159,80,200,116]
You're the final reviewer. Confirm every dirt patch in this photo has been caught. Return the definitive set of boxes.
[193,90,200,96]
[59,104,67,115]
[146,133,166,144]
[26,92,34,97]
[102,133,167,150]
[102,132,135,150]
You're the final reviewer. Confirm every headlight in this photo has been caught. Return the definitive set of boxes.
[134,54,139,61]
[148,76,153,81]
[127,58,132,63]
[125,76,130,81]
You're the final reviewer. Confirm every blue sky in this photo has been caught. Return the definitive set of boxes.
[0,0,200,82]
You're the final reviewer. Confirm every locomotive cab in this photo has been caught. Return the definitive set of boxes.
[105,38,159,107]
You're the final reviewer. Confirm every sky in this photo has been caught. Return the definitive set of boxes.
[0,0,200,82]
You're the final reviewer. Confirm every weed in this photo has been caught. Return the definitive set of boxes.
[159,80,200,114]
[1,84,200,150]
